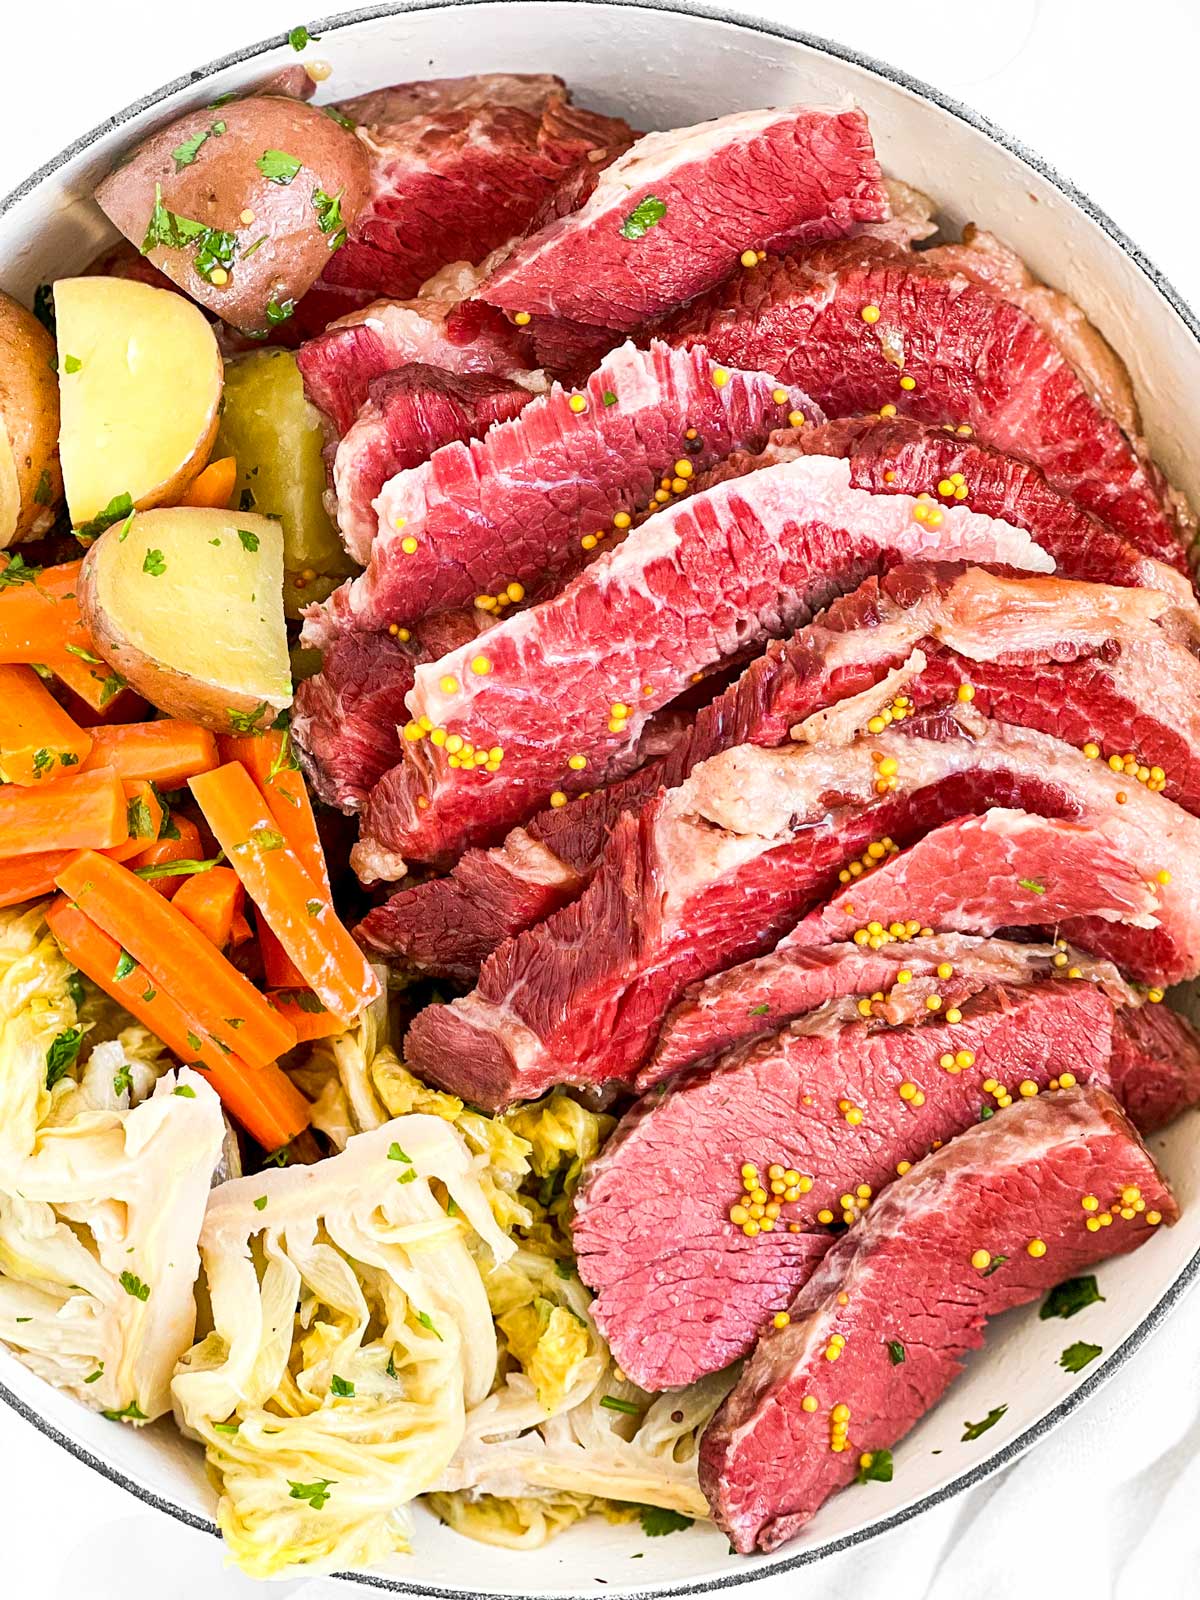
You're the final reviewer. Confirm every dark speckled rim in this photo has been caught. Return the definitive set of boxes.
[3,2,1200,1593]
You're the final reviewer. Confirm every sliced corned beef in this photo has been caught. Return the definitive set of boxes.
[575,983,1186,1393]
[1111,1001,1200,1133]
[479,103,888,330]
[296,278,532,436]
[296,75,634,327]
[357,556,1200,972]
[699,1086,1175,1551]
[351,457,1053,872]
[308,341,817,635]
[291,610,483,811]
[401,720,1200,1109]
[333,364,535,561]
[664,239,1191,566]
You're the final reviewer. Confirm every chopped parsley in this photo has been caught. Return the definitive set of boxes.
[961,1404,1007,1442]
[63,354,81,375]
[225,1017,244,1030]
[98,670,128,708]
[292,991,327,1014]
[127,795,156,839]
[140,184,239,284]
[1040,1275,1104,1320]
[84,1365,104,1383]
[113,949,137,982]
[171,123,225,170]
[118,1270,150,1302]
[32,747,54,778]
[265,297,296,325]
[854,1447,894,1484]
[186,1032,202,1052]
[415,1310,442,1341]
[602,390,618,406]
[637,1506,693,1536]
[212,1420,240,1434]
[140,987,156,1004]
[237,528,260,553]
[0,554,41,588]
[45,1028,83,1090]
[256,149,302,186]
[747,1002,770,1016]
[887,1339,906,1365]
[323,104,356,131]
[64,643,102,664]
[142,548,166,577]
[600,1395,641,1415]
[980,1104,995,1120]
[252,1195,268,1211]
[133,854,224,882]
[387,1142,412,1164]
[1017,877,1046,895]
[288,24,319,49]
[287,1478,334,1509]
[248,824,286,852]
[619,195,667,240]
[305,899,323,917]
[103,1400,148,1424]
[263,1146,292,1169]
[1060,1341,1102,1374]
[75,492,133,546]
[173,1084,196,1098]
[396,1169,418,1185]
[981,1253,1008,1277]
[330,1374,355,1398]
[385,1351,398,1380]
[311,186,347,248]
[227,701,273,734]
[112,1063,133,1096]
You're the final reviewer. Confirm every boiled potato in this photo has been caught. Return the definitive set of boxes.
[0,289,63,546]
[55,276,223,529]
[94,95,370,337]
[79,506,291,731]
[214,348,356,617]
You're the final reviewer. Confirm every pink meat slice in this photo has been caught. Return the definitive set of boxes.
[480,103,887,329]
[354,456,1053,870]
[401,720,1200,1110]
[357,556,1200,975]
[309,340,815,636]
[333,364,536,562]
[665,239,1191,566]
[700,1086,1175,1551]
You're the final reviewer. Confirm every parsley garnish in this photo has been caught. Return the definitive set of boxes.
[118,1270,150,1302]
[84,1365,104,1383]
[322,104,356,131]
[961,1405,1007,1442]
[305,899,323,917]
[981,1254,1008,1277]
[248,824,286,852]
[602,390,618,406]
[311,187,346,248]
[396,1169,417,1185]
[63,354,81,374]
[887,1339,906,1365]
[330,1374,354,1397]
[619,195,667,240]
[141,184,209,254]
[600,1395,640,1415]
[112,1063,132,1096]
[127,795,155,839]
[257,149,302,186]
[64,643,102,664]
[386,1351,398,1380]
[0,554,41,588]
[288,24,319,49]
[265,297,296,325]
[288,1478,334,1509]
[263,1146,292,1168]
[142,548,166,576]
[854,1448,894,1484]
[227,701,273,734]
[98,670,128,708]
[387,1142,412,1164]
[113,949,137,981]
[103,1400,148,1423]
[1017,877,1046,895]
[171,125,223,170]
[141,987,156,1004]
[173,1084,196,1098]
[133,854,223,882]
[747,1002,770,1016]
[1060,1341,1102,1374]
[415,1310,442,1341]
[75,492,133,546]
[1040,1275,1104,1320]
[186,1032,202,1052]
[45,1028,83,1090]
[637,1506,693,1537]
[237,528,260,553]
[252,1195,268,1211]
[32,747,54,778]
[212,1420,240,1434]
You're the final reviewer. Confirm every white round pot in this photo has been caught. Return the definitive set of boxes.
[2,3,1198,1594]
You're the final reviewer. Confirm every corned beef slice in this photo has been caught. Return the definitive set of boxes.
[355,458,1054,869]
[401,722,1200,1110]
[357,556,1200,976]
[699,1087,1175,1551]
[574,986,1185,1393]
[480,103,887,329]
[310,341,817,632]
[304,75,635,320]
[665,240,1190,567]
[333,364,535,562]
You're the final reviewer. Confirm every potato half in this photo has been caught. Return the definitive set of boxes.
[94,95,370,336]
[0,289,63,545]
[55,276,223,529]
[79,506,291,731]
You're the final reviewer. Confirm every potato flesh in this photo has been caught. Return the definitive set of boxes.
[55,277,222,524]
[89,507,290,717]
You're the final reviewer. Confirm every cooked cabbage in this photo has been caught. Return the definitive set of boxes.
[0,903,83,1164]
[0,1067,224,1421]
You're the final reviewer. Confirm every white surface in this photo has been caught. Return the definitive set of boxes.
[2,1,1199,1594]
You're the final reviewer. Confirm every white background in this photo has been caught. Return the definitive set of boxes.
[3,2,1200,1595]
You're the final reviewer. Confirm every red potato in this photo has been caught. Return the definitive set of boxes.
[0,290,63,546]
[94,95,370,337]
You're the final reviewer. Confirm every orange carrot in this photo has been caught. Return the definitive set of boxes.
[43,646,133,716]
[127,816,203,899]
[54,851,298,1068]
[0,665,93,785]
[229,907,253,946]
[179,455,237,509]
[81,719,219,788]
[190,763,380,1024]
[45,897,310,1149]
[267,989,349,1042]
[0,766,127,856]
[0,779,161,907]
[173,866,243,948]
[0,559,92,663]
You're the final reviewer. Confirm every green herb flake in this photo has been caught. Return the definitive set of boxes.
[118,1270,150,1302]
[265,297,296,325]
[387,1142,412,1164]
[140,988,156,1005]
[980,1104,995,1120]
[127,795,155,839]
[305,899,323,917]
[208,92,238,108]
[142,548,166,577]
[237,528,260,553]
[186,1032,202,1052]
[242,235,268,260]
[747,1002,770,1016]
[84,1364,104,1383]
[0,554,41,588]
[173,1084,197,1098]
[288,1478,334,1509]
[600,1395,640,1415]
[602,390,618,406]
[396,1168,418,1185]
[961,1404,1007,1442]
[250,824,286,852]
[227,701,272,735]
[288,24,318,49]
[140,184,209,255]
[45,1028,83,1090]
[76,492,134,546]
[31,468,52,506]
[98,671,128,708]
[252,1195,268,1211]
[887,1339,906,1365]
[31,747,54,778]
[637,1505,694,1537]
[171,130,211,170]
[133,854,223,882]
[113,949,137,982]
[112,1063,133,1097]
[194,229,238,284]
[330,1374,355,1398]
[981,1253,1008,1277]
[1060,1341,1102,1373]
[62,354,82,374]
[619,195,667,240]
[226,1017,245,1030]
[415,1310,442,1341]
[311,186,345,243]
[257,149,303,186]
[103,1400,148,1424]
[1017,877,1046,895]
[385,1351,398,1380]
[263,1146,292,1169]
[1040,1275,1105,1321]
[212,1420,240,1434]
[854,1447,894,1484]
[446,1197,461,1218]
[323,104,356,131]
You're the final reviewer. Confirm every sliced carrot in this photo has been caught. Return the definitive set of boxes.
[173,866,243,948]
[0,766,127,857]
[0,665,93,785]
[0,779,161,908]
[229,907,253,946]
[179,455,237,509]
[268,989,349,1042]
[126,816,203,899]
[45,897,310,1149]
[190,762,380,1024]
[0,559,92,663]
[43,646,133,716]
[54,851,298,1068]
[81,719,219,788]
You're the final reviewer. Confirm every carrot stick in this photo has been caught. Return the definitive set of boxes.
[42,647,131,716]
[0,665,93,785]
[229,907,253,946]
[54,851,298,1067]
[127,816,203,899]
[0,558,92,663]
[45,897,310,1149]
[0,779,161,907]
[172,866,243,948]
[179,455,237,509]
[0,766,127,856]
[267,989,349,1042]
[81,719,219,788]
[259,924,307,989]
[190,762,380,1024]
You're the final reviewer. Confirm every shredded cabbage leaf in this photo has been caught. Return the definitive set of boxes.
[0,903,84,1164]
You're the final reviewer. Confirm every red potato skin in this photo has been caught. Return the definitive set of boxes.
[94,96,371,336]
